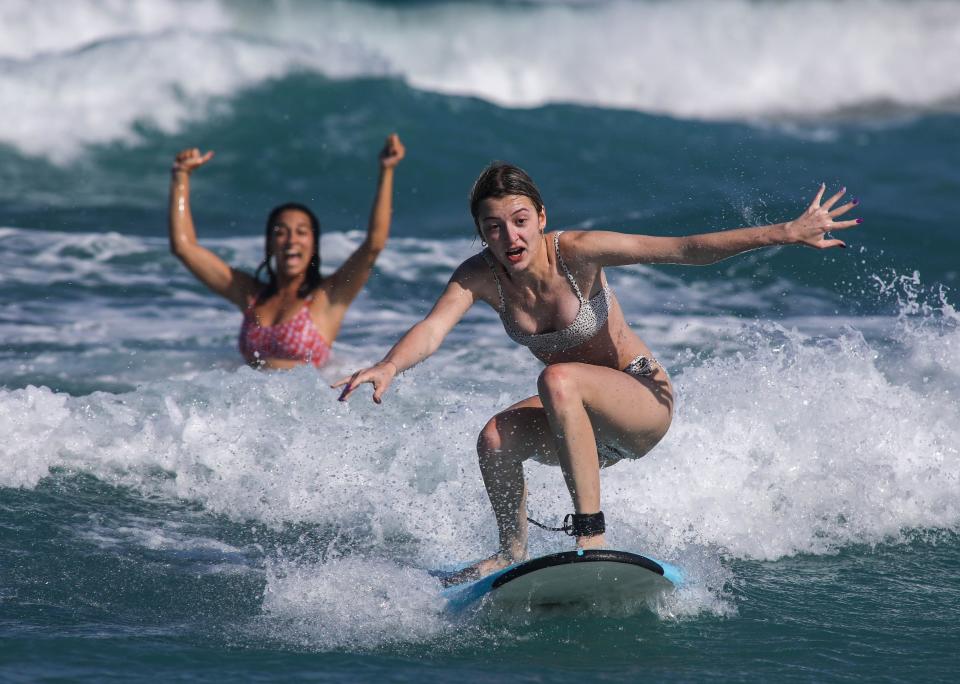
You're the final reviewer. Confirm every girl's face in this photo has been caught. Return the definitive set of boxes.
[270,209,315,278]
[476,195,546,272]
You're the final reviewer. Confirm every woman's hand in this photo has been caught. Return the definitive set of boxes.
[785,184,862,249]
[378,134,405,170]
[332,361,398,403]
[172,148,214,175]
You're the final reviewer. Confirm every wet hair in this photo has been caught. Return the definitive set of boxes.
[468,162,544,236]
[254,202,322,301]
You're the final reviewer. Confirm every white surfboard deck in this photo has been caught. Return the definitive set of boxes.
[439,549,683,613]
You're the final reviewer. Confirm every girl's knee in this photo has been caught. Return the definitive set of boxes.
[537,363,578,404]
[477,417,503,457]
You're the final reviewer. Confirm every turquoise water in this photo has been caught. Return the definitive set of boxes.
[2,1,959,681]
[4,474,957,682]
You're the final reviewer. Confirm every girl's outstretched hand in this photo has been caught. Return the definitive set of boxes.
[785,184,862,249]
[172,148,214,174]
[379,133,405,170]
[332,361,398,404]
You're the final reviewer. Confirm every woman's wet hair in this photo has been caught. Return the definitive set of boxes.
[254,202,322,300]
[469,162,544,235]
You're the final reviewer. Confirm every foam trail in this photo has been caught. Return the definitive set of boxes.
[260,558,449,649]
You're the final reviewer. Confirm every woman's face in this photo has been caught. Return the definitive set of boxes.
[476,195,546,272]
[270,209,315,279]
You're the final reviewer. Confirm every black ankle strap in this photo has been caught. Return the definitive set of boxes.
[527,511,605,537]
[564,511,605,537]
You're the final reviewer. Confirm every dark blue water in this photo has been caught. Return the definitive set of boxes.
[2,1,959,681]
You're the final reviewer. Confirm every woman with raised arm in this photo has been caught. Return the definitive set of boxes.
[168,134,405,369]
[334,163,861,581]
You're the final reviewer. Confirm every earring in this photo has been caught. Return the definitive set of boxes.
[481,239,487,247]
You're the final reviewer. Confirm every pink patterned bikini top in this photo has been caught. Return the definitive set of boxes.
[238,298,331,367]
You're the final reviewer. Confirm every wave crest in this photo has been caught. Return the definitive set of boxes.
[2,0,960,162]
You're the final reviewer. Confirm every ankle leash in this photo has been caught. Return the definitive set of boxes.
[527,511,605,537]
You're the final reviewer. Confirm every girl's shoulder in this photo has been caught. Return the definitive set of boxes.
[450,251,504,307]
[458,250,495,273]
[550,229,597,269]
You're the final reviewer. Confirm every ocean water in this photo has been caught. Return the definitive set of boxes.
[2,0,959,681]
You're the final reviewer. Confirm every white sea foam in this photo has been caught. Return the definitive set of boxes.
[2,0,959,162]
[0,28,387,163]
[260,557,449,649]
[2,223,957,637]
[0,0,231,59]
[2,278,958,632]
[77,513,253,570]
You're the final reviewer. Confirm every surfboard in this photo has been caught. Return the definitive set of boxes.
[438,549,683,613]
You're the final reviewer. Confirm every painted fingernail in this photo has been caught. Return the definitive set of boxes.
[839,243,847,249]
[856,218,864,224]
[851,198,859,205]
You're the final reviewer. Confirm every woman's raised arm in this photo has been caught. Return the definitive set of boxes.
[168,148,259,309]
[572,184,862,267]
[324,134,406,311]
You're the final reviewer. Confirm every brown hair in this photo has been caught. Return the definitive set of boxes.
[254,202,322,301]
[468,162,544,233]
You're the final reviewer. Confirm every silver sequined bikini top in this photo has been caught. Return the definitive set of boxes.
[482,231,613,355]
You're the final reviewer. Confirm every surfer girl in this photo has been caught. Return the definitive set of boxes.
[334,163,861,579]
[168,134,406,369]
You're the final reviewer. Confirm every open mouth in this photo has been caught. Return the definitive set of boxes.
[505,246,525,263]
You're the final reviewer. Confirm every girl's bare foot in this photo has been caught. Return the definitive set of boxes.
[440,551,525,587]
